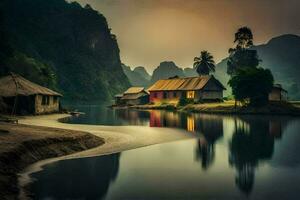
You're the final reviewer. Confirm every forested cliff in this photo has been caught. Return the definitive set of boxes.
[0,0,130,101]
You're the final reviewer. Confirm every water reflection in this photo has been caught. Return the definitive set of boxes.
[65,105,150,125]
[148,111,294,195]
[31,153,121,200]
[229,116,288,195]
[53,107,300,199]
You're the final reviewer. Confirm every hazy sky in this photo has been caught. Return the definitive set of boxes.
[77,0,300,73]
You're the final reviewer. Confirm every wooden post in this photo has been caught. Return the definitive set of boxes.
[10,72,18,116]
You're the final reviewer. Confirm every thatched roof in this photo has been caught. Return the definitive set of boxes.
[0,74,62,97]
[148,75,225,91]
[124,87,147,94]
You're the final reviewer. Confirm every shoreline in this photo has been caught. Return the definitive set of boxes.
[16,113,196,199]
[131,101,300,116]
[0,122,104,200]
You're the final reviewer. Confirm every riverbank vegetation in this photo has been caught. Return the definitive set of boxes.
[0,122,104,200]
[132,101,300,116]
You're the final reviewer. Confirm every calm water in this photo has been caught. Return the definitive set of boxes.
[30,105,300,200]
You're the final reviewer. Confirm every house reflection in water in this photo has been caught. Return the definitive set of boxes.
[229,116,289,196]
[187,116,195,132]
[114,109,150,125]
[150,110,182,128]
[149,110,224,170]
[149,110,223,136]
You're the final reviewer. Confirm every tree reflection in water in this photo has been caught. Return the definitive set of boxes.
[229,116,287,195]
[194,114,224,170]
[195,139,215,170]
[31,153,121,200]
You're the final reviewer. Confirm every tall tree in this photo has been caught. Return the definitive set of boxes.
[193,51,216,75]
[227,26,274,106]
[234,26,253,50]
[227,27,259,76]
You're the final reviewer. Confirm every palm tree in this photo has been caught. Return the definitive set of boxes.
[193,51,216,75]
[234,26,253,49]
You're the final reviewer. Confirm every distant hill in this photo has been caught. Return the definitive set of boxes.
[151,61,185,83]
[183,67,198,77]
[133,66,151,81]
[122,64,150,87]
[0,0,130,102]
[215,34,300,99]
[255,34,300,99]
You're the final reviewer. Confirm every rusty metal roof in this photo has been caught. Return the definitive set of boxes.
[0,73,62,97]
[148,75,225,91]
[121,92,148,100]
[273,84,288,93]
[124,87,146,94]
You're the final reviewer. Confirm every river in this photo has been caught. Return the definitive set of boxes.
[29,105,300,200]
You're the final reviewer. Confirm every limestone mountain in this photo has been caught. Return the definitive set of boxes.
[133,66,151,81]
[151,61,185,83]
[122,64,150,87]
[183,67,198,77]
[0,0,130,101]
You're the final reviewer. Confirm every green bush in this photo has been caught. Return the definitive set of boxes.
[228,67,274,106]
[178,96,194,106]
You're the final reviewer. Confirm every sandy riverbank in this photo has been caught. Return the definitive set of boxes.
[0,122,103,200]
[16,113,196,199]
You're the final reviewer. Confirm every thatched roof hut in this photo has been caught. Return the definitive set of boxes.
[0,74,62,114]
[0,73,61,97]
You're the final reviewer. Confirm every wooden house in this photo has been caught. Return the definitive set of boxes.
[148,75,226,104]
[0,74,62,115]
[268,84,288,101]
[115,87,149,105]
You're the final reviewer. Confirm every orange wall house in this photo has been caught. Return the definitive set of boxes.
[148,76,226,104]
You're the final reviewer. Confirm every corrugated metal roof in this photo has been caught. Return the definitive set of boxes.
[121,92,148,100]
[273,84,287,92]
[124,87,145,94]
[148,75,225,91]
[0,73,62,97]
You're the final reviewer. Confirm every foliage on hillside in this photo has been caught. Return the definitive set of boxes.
[0,0,130,101]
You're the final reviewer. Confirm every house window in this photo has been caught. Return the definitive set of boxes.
[174,92,177,98]
[186,91,195,99]
[42,96,50,105]
[153,92,158,98]
[163,92,167,99]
